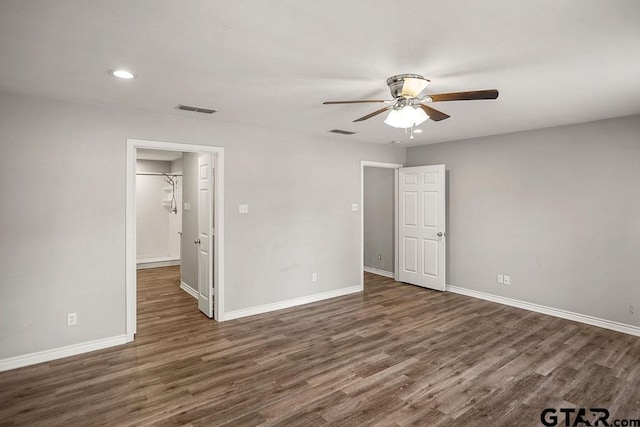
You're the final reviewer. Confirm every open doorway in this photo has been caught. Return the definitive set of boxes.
[360,161,402,287]
[126,139,225,343]
[360,161,447,292]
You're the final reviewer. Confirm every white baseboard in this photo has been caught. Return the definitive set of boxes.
[224,285,362,321]
[137,258,180,270]
[0,335,128,372]
[447,285,640,337]
[363,267,395,279]
[180,281,198,299]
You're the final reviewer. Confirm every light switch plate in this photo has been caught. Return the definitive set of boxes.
[239,204,249,214]
[497,274,503,284]
[351,203,358,212]
[183,202,191,211]
[503,275,511,286]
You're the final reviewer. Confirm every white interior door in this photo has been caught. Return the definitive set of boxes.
[398,164,446,291]
[197,154,214,317]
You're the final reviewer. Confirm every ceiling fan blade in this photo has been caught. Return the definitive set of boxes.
[323,99,388,105]
[428,89,499,102]
[353,106,393,122]
[401,77,430,98]
[418,104,450,122]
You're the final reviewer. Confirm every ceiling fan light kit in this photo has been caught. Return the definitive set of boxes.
[384,105,429,129]
[323,73,499,139]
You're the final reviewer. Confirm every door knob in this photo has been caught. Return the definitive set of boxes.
[437,232,443,237]
[194,239,201,244]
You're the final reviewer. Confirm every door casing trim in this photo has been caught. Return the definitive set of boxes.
[126,138,225,342]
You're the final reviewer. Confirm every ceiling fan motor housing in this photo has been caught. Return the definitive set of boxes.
[386,74,429,98]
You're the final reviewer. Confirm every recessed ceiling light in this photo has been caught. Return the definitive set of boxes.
[109,69,136,79]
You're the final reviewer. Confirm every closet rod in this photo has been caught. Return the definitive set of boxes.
[136,172,182,177]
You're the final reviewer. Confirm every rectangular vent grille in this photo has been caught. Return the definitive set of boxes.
[329,129,356,135]
[178,105,217,114]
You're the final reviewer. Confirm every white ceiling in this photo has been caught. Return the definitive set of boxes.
[1,1,639,146]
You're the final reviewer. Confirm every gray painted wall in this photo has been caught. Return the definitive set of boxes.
[170,158,182,174]
[180,152,199,290]
[406,114,640,327]
[363,167,395,273]
[0,91,405,359]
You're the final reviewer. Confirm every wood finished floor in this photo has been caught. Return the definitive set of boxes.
[1,267,639,426]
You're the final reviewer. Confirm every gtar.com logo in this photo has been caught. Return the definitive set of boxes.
[541,408,640,427]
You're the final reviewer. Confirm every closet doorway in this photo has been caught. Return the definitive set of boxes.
[360,161,402,287]
[135,149,183,270]
[125,139,225,343]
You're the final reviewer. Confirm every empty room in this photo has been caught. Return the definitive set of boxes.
[1,1,639,426]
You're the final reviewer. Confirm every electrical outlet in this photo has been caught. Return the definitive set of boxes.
[67,312,77,326]
[630,303,634,316]
[312,272,318,282]
[377,254,382,260]
[351,203,358,212]
[503,275,511,286]
[238,204,249,214]
[497,274,504,284]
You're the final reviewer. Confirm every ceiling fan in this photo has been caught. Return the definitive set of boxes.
[323,74,498,138]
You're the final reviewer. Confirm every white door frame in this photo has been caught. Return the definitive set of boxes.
[126,138,225,342]
[360,161,403,288]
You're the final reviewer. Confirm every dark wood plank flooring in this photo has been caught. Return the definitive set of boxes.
[1,266,639,426]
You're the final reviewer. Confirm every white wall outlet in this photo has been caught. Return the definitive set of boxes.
[497,274,504,284]
[311,272,318,282]
[183,202,191,211]
[239,204,249,214]
[503,275,511,286]
[630,303,634,316]
[67,312,77,326]
[351,203,358,212]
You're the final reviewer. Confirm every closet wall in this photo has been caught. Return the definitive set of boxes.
[136,159,182,266]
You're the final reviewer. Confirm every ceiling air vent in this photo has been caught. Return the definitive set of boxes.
[177,104,217,114]
[329,129,357,135]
